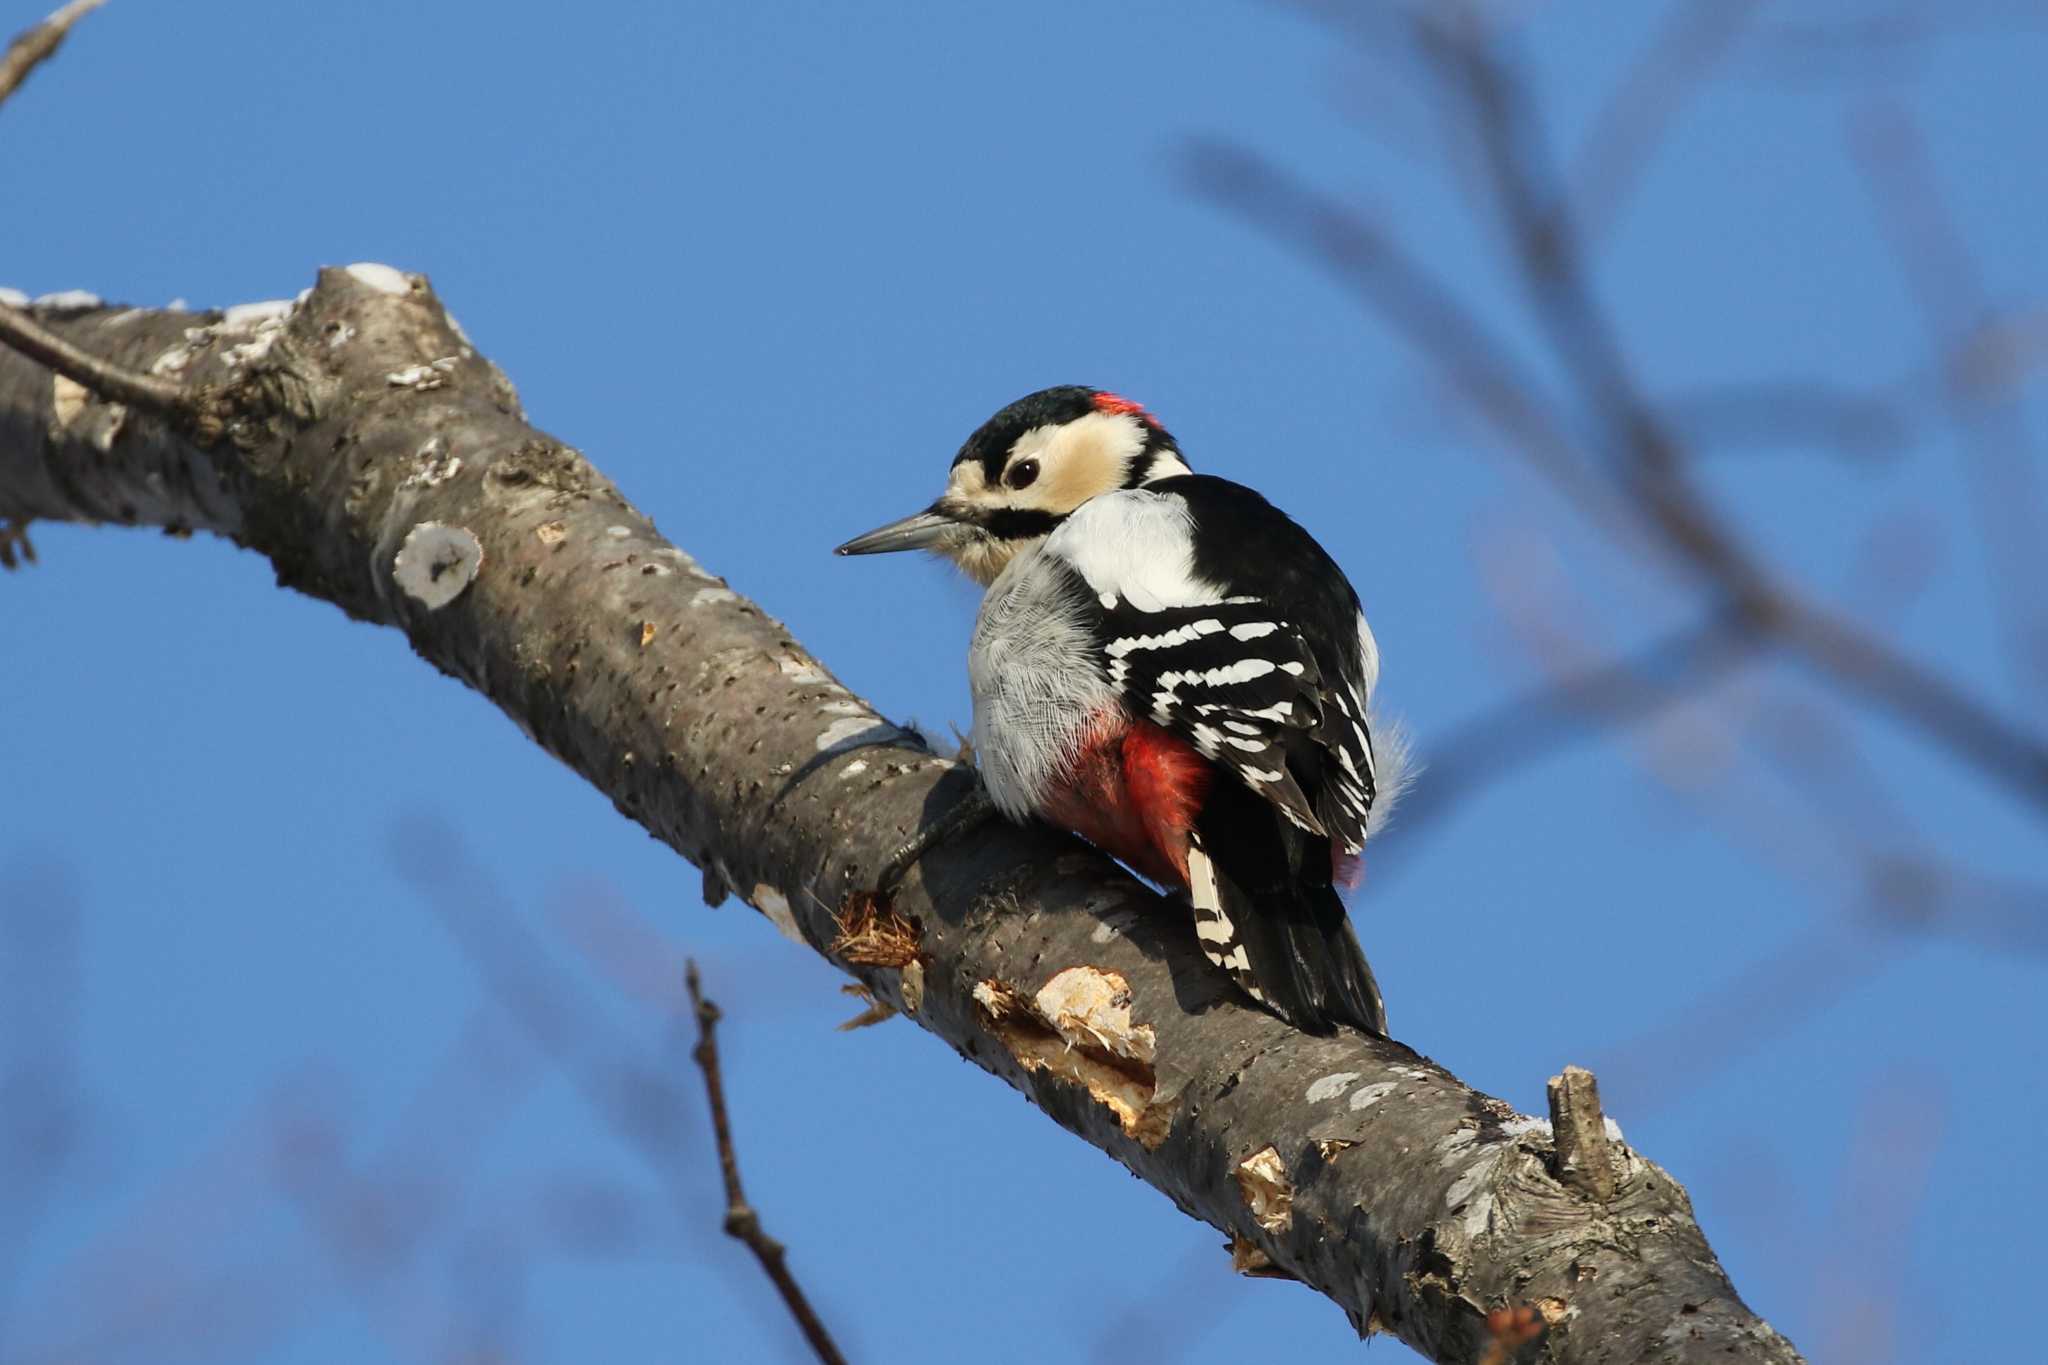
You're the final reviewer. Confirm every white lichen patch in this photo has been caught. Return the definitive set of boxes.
[1236,1146,1294,1236]
[327,323,357,350]
[221,326,284,369]
[392,522,483,609]
[92,404,127,452]
[1444,1147,1507,1237]
[899,958,925,1014]
[51,374,89,429]
[400,437,463,489]
[815,715,889,753]
[1445,1152,1503,1213]
[1348,1081,1399,1111]
[691,587,738,608]
[0,287,28,307]
[34,289,100,310]
[1435,1126,1479,1162]
[605,525,632,540]
[1499,1115,1553,1139]
[102,308,146,327]
[655,546,720,581]
[386,357,459,391]
[221,299,295,329]
[150,342,194,377]
[747,884,805,945]
[1461,1190,1495,1239]
[217,299,294,368]
[839,759,868,779]
[1090,908,1143,944]
[778,657,829,685]
[1306,1072,1361,1104]
[346,262,413,294]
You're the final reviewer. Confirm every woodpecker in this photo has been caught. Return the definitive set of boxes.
[836,386,1407,1035]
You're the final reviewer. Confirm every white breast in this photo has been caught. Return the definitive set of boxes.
[968,544,1117,820]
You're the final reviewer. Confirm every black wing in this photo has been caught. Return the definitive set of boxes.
[1075,478,1373,854]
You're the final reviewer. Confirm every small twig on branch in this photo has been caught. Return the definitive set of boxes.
[0,0,101,111]
[0,302,193,420]
[684,961,847,1365]
[0,515,33,568]
[1546,1065,1617,1202]
[0,0,193,426]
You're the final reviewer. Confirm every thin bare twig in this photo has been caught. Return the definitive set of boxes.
[0,516,33,568]
[684,961,847,1365]
[1567,0,1764,247]
[1180,137,1631,535]
[1663,380,1910,463]
[0,303,191,419]
[1849,104,2048,696]
[1413,5,2048,819]
[1376,611,1756,863]
[0,0,102,111]
[0,6,211,434]
[397,837,850,1361]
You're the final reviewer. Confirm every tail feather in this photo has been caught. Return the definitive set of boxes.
[1186,829,1387,1036]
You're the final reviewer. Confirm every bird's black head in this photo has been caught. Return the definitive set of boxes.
[836,386,1191,585]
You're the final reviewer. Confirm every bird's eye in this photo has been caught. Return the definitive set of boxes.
[1007,458,1040,490]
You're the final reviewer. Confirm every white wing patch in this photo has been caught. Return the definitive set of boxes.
[1047,489,1228,613]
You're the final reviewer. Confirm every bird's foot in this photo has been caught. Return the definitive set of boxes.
[873,782,1001,899]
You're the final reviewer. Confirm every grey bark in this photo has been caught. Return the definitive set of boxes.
[0,269,1804,1365]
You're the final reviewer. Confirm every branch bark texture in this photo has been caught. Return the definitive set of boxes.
[0,269,1804,1364]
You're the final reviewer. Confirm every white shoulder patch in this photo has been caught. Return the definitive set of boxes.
[1044,489,1226,613]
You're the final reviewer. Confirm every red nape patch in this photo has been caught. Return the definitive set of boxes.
[1092,391,1161,429]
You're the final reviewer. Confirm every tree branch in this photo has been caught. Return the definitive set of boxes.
[0,271,1802,1363]
[0,301,193,419]
[685,962,848,1365]
[0,0,102,111]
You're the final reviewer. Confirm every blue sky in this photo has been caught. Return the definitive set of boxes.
[3,3,2044,1361]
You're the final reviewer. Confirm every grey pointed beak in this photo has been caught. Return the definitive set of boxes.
[834,507,959,556]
